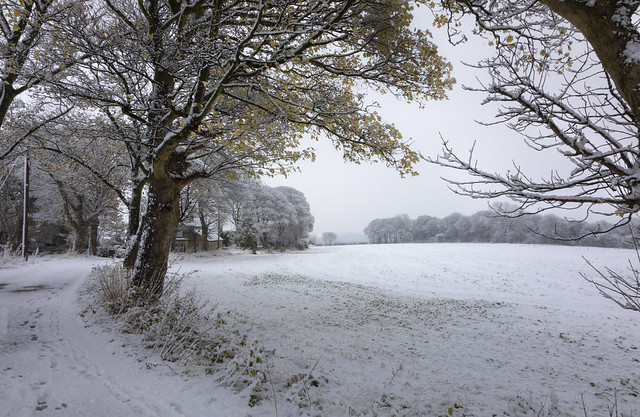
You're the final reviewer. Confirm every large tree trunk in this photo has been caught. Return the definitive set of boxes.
[123,181,145,269]
[73,225,88,253]
[88,219,99,256]
[128,25,182,299]
[131,176,181,300]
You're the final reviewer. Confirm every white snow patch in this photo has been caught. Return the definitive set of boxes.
[624,39,640,64]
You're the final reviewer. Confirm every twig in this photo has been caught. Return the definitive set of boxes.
[581,222,640,311]
[264,356,278,417]
[301,356,322,407]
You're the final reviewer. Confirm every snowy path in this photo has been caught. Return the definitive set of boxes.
[0,258,153,416]
[0,258,245,417]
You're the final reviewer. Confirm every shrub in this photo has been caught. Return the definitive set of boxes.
[86,262,131,314]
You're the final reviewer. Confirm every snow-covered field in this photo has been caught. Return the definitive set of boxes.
[1,243,639,416]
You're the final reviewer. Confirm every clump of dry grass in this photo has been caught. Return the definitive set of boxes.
[88,262,131,314]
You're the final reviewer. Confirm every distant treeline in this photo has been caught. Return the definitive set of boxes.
[363,211,636,248]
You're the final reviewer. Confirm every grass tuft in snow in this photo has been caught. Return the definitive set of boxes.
[84,262,131,314]
[0,246,41,266]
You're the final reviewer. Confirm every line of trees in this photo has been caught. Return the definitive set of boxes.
[364,211,635,248]
[0,160,313,255]
[0,152,124,256]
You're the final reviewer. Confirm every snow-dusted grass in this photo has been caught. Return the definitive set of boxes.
[179,243,640,416]
[0,243,639,416]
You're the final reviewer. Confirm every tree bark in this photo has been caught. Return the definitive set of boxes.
[131,175,181,300]
[73,226,88,253]
[88,219,99,256]
[123,181,145,269]
[0,85,16,130]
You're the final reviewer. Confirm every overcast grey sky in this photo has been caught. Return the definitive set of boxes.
[265,15,570,240]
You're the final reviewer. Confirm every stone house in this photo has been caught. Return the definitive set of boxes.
[172,221,223,252]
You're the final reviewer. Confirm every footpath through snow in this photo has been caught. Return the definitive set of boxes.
[0,257,246,417]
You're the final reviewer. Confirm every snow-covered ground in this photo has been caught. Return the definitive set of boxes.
[1,243,639,416]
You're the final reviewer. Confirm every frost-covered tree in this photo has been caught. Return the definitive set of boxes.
[412,215,436,242]
[230,183,313,251]
[33,111,145,258]
[0,162,24,252]
[194,186,223,252]
[253,186,297,248]
[30,116,128,254]
[39,168,118,255]
[322,232,337,246]
[48,0,453,298]
[428,0,640,231]
[425,0,640,311]
[274,186,315,249]
[392,213,414,243]
[179,177,236,251]
[363,219,383,244]
[363,215,413,244]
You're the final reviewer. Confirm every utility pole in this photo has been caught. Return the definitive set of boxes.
[22,154,29,261]
[217,211,222,250]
